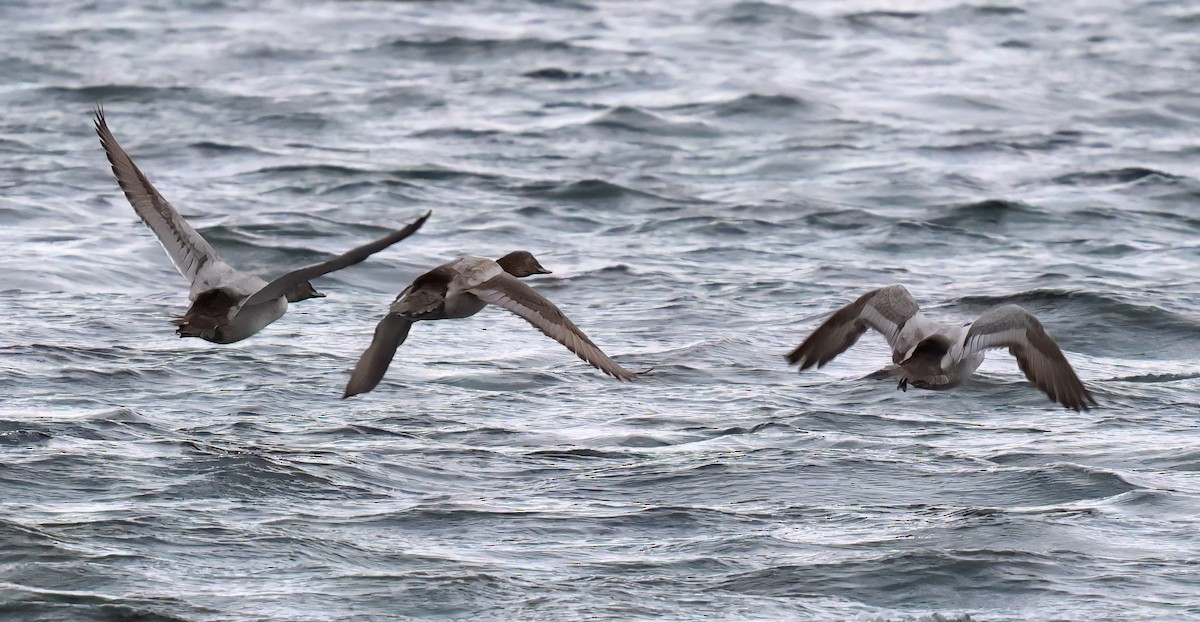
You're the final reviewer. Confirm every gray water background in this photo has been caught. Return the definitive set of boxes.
[1,0,1199,620]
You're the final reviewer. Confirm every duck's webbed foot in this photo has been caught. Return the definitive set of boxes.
[897,378,908,392]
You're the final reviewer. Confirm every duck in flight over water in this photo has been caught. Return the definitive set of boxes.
[94,107,429,343]
[786,285,1096,411]
[344,252,638,398]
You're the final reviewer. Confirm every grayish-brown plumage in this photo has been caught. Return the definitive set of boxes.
[786,285,1096,411]
[94,106,429,343]
[344,252,636,397]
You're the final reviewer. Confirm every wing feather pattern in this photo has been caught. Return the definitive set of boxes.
[244,211,429,307]
[468,274,636,381]
[343,315,414,398]
[963,304,1095,411]
[786,285,925,369]
[94,107,231,297]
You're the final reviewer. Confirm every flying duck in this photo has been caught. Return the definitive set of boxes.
[95,107,428,343]
[344,252,636,397]
[786,285,1096,410]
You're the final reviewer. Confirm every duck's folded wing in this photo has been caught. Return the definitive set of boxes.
[94,107,233,297]
[787,284,926,369]
[243,211,429,307]
[468,274,636,381]
[963,304,1096,411]
[343,315,414,398]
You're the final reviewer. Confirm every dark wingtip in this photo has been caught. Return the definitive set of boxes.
[786,346,822,372]
[630,366,654,380]
[93,103,106,136]
[1062,390,1097,412]
[343,372,383,399]
[405,210,431,233]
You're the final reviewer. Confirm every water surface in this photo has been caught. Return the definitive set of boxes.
[2,1,1199,620]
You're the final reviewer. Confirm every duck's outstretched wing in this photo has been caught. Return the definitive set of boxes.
[343,315,414,398]
[243,211,430,307]
[94,106,234,298]
[786,284,933,369]
[961,304,1095,411]
[468,274,636,381]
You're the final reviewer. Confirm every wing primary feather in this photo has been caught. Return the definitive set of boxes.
[93,106,225,290]
[966,304,1096,411]
[244,211,430,308]
[468,274,636,381]
[343,315,413,398]
[786,285,920,370]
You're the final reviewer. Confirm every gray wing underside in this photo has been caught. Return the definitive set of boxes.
[94,107,234,298]
[343,314,414,398]
[787,284,929,369]
[243,211,430,307]
[468,274,636,381]
[964,304,1096,411]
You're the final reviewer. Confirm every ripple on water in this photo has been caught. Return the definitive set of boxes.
[3,0,1199,620]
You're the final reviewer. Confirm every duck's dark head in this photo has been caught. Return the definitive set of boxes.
[285,281,325,302]
[497,251,552,278]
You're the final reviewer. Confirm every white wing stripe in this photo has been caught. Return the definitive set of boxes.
[860,305,899,343]
[966,327,1027,354]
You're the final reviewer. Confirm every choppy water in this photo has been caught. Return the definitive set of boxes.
[2,1,1199,620]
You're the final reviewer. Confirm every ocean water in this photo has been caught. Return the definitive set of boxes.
[2,0,1199,620]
